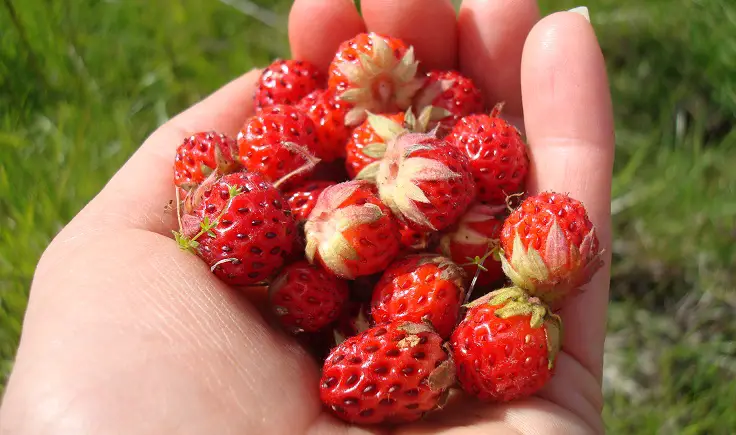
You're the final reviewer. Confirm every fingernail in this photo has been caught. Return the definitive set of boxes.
[568,6,590,22]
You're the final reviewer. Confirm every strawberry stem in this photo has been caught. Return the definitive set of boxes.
[175,187,184,235]
[273,142,321,189]
[461,242,497,306]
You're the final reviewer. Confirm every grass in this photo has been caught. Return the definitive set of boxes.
[1,0,735,433]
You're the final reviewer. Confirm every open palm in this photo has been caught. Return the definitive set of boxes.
[1,1,613,434]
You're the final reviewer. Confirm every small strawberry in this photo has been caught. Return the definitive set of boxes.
[376,131,476,232]
[175,171,296,286]
[371,254,466,339]
[398,222,435,253]
[413,70,484,136]
[320,321,455,425]
[345,108,431,180]
[284,180,336,223]
[451,287,562,402]
[500,192,604,307]
[269,260,349,333]
[448,104,529,204]
[305,181,401,279]
[237,105,320,187]
[296,89,351,162]
[174,132,239,191]
[328,32,424,126]
[254,59,324,110]
[439,203,506,287]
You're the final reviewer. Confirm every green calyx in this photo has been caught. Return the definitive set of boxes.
[467,286,563,370]
[172,183,243,253]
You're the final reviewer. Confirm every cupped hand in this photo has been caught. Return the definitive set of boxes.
[0,1,613,434]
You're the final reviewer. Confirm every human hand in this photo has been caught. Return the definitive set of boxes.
[0,1,613,434]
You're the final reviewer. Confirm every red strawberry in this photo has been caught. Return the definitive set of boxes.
[296,89,351,162]
[413,70,484,136]
[320,321,455,425]
[237,105,320,187]
[376,131,476,232]
[304,181,400,278]
[398,222,435,253]
[174,132,239,191]
[284,180,336,223]
[371,254,466,339]
[254,59,324,111]
[439,203,506,287]
[451,287,562,402]
[328,33,424,126]
[448,104,529,204]
[269,260,349,333]
[345,108,431,180]
[500,192,603,307]
[175,171,296,286]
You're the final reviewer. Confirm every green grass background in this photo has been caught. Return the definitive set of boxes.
[1,0,735,432]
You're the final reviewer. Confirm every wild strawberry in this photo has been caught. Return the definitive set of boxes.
[254,59,324,110]
[284,180,336,223]
[376,132,476,232]
[174,132,239,191]
[398,222,435,253]
[500,192,604,307]
[371,254,465,339]
[328,33,424,126]
[296,89,351,162]
[305,181,400,278]
[448,104,529,204]
[439,203,506,287]
[413,70,484,136]
[320,321,455,425]
[451,287,562,402]
[345,108,431,180]
[174,171,296,286]
[237,105,320,187]
[269,260,349,333]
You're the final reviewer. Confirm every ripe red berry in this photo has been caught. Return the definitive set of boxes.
[305,181,401,278]
[284,180,336,223]
[376,132,476,231]
[371,254,466,339]
[174,132,239,190]
[177,171,296,286]
[296,89,351,162]
[328,33,423,126]
[500,192,603,307]
[254,59,324,111]
[448,105,529,204]
[451,287,561,402]
[439,203,506,287]
[345,109,431,180]
[413,70,484,136]
[320,322,455,425]
[237,105,320,187]
[269,260,349,333]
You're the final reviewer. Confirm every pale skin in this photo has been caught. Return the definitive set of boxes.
[0,0,614,434]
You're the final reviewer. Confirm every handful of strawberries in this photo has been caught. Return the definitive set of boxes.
[171,32,604,426]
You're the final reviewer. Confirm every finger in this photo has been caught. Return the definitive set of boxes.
[458,0,539,117]
[361,0,458,70]
[289,0,366,71]
[521,10,614,380]
[74,70,262,236]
